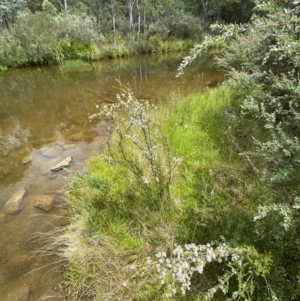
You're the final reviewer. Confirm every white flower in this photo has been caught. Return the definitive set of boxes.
[172,157,182,165]
[142,176,150,184]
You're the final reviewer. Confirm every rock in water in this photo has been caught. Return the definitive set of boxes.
[21,156,31,165]
[51,156,72,172]
[3,189,26,215]
[34,195,55,212]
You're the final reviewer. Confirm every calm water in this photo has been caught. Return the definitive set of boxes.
[0,53,223,299]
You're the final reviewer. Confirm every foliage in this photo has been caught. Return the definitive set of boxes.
[53,85,186,300]
[42,0,57,14]
[89,84,181,212]
[184,0,254,25]
[0,0,27,26]
[155,243,275,300]
[53,82,285,300]
[0,12,103,67]
[0,8,193,68]
[0,0,255,69]
[177,0,300,298]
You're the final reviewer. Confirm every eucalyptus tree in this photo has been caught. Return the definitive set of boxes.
[0,0,27,29]
[184,0,254,24]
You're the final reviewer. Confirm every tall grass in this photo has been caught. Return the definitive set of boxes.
[54,85,271,300]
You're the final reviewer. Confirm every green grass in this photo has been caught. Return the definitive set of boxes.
[0,64,7,71]
[55,85,271,300]
[60,59,89,69]
[161,89,267,246]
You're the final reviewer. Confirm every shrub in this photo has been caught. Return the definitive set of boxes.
[177,0,300,298]
[89,84,181,212]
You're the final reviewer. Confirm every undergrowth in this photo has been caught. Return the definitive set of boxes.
[55,85,276,300]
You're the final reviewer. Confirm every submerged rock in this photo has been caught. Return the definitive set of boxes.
[3,283,29,301]
[34,195,55,212]
[21,156,31,165]
[3,189,26,215]
[48,172,58,180]
[40,159,58,175]
[41,144,63,158]
[90,136,107,151]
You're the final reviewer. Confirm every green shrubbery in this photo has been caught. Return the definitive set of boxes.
[176,0,300,299]
[52,83,283,300]
[0,10,194,69]
[0,12,103,67]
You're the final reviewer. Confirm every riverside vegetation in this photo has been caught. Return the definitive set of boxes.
[34,0,300,300]
[0,0,254,70]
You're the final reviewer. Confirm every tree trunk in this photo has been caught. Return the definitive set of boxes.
[63,0,68,14]
[138,9,140,36]
[2,15,10,30]
[111,1,116,42]
[143,8,146,34]
[128,0,134,31]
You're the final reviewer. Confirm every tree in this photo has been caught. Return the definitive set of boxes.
[26,0,43,12]
[184,0,254,25]
[0,0,27,29]
[42,0,57,14]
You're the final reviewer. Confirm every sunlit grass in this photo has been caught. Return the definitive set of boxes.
[54,85,270,300]
[60,59,89,69]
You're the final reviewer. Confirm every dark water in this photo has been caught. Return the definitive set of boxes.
[0,53,223,299]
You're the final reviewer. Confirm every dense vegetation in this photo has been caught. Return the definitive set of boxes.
[0,0,254,69]
[26,0,300,299]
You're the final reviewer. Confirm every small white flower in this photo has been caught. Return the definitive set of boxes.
[142,176,150,184]
[130,264,136,270]
[172,157,182,165]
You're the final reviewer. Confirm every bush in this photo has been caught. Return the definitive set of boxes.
[177,0,300,298]
[0,11,104,67]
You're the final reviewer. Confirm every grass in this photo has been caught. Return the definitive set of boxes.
[53,85,271,300]
[61,59,88,68]
[0,64,7,71]
[59,59,92,73]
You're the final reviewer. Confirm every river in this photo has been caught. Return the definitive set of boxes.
[0,53,223,300]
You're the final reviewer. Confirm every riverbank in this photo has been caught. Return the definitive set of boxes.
[0,11,195,70]
[55,85,274,300]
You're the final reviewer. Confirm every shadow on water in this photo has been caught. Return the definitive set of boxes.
[0,53,223,299]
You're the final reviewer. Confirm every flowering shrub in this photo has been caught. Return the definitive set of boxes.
[154,242,277,300]
[90,84,181,212]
